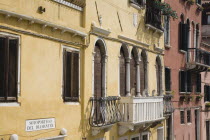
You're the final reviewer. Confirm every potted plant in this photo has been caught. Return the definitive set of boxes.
[205,102,210,108]
[196,95,203,101]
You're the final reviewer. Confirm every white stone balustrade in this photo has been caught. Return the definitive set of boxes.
[119,96,164,124]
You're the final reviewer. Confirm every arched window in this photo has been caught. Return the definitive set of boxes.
[120,45,129,97]
[196,24,199,48]
[140,51,147,95]
[94,40,106,99]
[156,56,162,96]
[130,48,138,96]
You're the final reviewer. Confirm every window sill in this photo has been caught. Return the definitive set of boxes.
[0,102,20,107]
[165,44,171,49]
[130,3,145,10]
[180,92,191,95]
[64,102,80,105]
[180,123,185,125]
[187,122,192,125]
[179,50,186,54]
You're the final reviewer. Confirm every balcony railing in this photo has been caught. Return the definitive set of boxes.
[145,7,162,31]
[187,48,210,71]
[89,96,121,127]
[119,96,164,125]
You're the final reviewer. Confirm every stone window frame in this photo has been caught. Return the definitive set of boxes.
[0,32,21,107]
[62,45,80,104]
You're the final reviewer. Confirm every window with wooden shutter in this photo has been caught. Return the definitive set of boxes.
[63,48,79,102]
[179,71,191,93]
[179,23,189,51]
[204,85,210,102]
[0,36,19,102]
[130,51,137,96]
[187,71,192,92]
[156,58,162,96]
[120,48,126,97]
[165,67,171,91]
[164,16,170,45]
[180,110,185,124]
[196,74,201,93]
[187,110,191,123]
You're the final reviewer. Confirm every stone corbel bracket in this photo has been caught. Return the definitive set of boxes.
[92,124,113,136]
[118,124,135,136]
[145,24,163,35]
[91,22,111,36]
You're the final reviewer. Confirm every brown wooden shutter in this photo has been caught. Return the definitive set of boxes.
[0,37,5,98]
[182,24,188,51]
[8,39,18,100]
[72,51,79,101]
[94,46,102,99]
[63,50,72,101]
[120,49,126,97]
[205,85,207,102]
[130,52,136,96]
[4,38,9,101]
[140,55,145,94]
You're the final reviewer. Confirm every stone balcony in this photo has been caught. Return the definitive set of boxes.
[118,96,164,135]
[186,48,210,72]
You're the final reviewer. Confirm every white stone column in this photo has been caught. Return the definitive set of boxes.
[125,58,131,97]
[136,60,141,97]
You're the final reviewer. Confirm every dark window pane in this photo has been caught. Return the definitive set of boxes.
[120,48,126,97]
[187,110,191,123]
[180,111,185,124]
[165,67,171,91]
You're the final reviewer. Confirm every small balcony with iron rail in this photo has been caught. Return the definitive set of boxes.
[89,96,121,136]
[186,48,210,72]
[118,96,164,135]
[145,6,163,34]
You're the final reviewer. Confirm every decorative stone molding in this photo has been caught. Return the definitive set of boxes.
[91,23,111,36]
[154,44,164,53]
[0,9,87,38]
[118,35,150,47]
[118,124,134,135]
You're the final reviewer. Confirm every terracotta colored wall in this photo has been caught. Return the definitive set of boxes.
[164,0,202,139]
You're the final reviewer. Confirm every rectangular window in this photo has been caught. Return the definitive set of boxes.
[0,35,19,102]
[164,16,170,45]
[180,110,185,124]
[196,74,201,93]
[157,127,164,140]
[63,48,79,102]
[141,132,149,140]
[165,67,171,91]
[179,23,189,51]
[204,85,210,102]
[131,137,139,140]
[206,121,210,140]
[196,0,201,5]
[187,110,191,123]
[179,71,191,93]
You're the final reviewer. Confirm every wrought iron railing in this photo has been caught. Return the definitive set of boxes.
[187,48,210,67]
[145,7,162,30]
[89,96,121,127]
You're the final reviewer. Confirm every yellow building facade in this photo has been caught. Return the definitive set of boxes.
[0,0,169,140]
